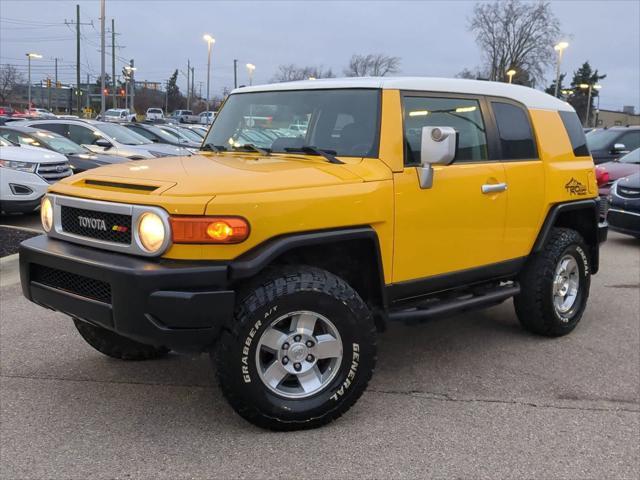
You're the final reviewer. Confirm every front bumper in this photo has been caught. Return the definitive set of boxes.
[19,235,235,351]
[607,208,640,237]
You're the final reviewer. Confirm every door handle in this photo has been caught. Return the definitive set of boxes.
[481,183,508,194]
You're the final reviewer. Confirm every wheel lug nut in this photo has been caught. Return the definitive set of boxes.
[306,340,314,348]
[282,342,289,350]
[294,362,301,371]
[294,335,301,342]
[306,354,314,362]
[282,356,289,365]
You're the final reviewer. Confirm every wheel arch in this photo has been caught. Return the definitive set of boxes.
[532,199,601,273]
[229,227,387,327]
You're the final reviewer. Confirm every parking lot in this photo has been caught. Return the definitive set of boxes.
[0,225,637,479]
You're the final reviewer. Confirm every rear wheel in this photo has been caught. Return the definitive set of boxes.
[514,228,591,337]
[216,266,376,430]
[73,318,169,360]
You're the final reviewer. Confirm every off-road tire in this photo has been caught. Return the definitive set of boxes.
[73,318,170,360]
[514,228,591,337]
[215,266,377,431]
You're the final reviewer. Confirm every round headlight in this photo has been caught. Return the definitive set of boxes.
[137,212,166,253]
[41,196,53,232]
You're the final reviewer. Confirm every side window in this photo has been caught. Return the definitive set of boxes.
[403,96,488,164]
[34,122,68,137]
[559,110,589,157]
[619,131,640,151]
[492,102,537,160]
[130,127,155,141]
[68,125,98,145]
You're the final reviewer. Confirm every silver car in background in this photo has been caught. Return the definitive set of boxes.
[24,119,191,160]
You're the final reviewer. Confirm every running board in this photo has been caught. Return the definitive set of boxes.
[387,283,520,322]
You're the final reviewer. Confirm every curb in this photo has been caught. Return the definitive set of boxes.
[0,253,20,287]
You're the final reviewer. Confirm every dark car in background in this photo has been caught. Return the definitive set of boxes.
[606,173,640,238]
[586,126,640,164]
[0,125,130,173]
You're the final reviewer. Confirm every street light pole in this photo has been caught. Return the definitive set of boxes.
[100,0,106,116]
[25,53,42,109]
[553,41,569,98]
[246,63,255,86]
[579,83,602,127]
[506,69,516,84]
[203,34,215,111]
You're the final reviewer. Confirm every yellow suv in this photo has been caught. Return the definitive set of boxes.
[20,78,608,430]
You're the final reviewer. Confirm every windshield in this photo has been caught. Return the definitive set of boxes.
[619,148,640,164]
[203,89,380,157]
[586,129,621,151]
[105,110,123,117]
[98,122,150,145]
[176,127,203,142]
[31,130,86,154]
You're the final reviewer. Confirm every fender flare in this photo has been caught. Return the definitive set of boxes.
[229,227,386,303]
[531,198,602,273]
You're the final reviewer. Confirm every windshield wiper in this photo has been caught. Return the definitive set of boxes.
[284,146,344,164]
[232,143,271,155]
[200,143,227,152]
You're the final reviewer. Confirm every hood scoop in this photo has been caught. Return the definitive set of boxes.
[82,179,161,194]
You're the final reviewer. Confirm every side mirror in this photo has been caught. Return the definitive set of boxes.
[418,126,457,189]
[612,143,629,154]
[95,138,112,149]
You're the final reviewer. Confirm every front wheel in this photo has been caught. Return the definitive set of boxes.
[514,228,591,337]
[215,266,376,430]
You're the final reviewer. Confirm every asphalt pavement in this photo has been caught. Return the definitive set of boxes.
[0,232,638,479]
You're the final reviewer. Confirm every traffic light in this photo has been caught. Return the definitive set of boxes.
[119,89,125,97]
[46,78,52,88]
[103,88,109,95]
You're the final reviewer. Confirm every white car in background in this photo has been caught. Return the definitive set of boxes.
[199,111,216,125]
[103,108,137,123]
[0,137,72,214]
[145,108,164,121]
[26,108,56,119]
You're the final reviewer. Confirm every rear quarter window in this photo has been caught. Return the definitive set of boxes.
[559,111,590,157]
[491,101,537,160]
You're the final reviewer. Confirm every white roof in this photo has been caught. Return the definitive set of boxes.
[0,144,67,164]
[233,76,573,112]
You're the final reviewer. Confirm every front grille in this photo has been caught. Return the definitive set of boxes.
[31,265,111,303]
[37,162,73,183]
[61,206,132,244]
[617,186,640,199]
[607,209,640,232]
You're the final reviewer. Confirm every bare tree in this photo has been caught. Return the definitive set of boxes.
[271,64,335,83]
[344,54,401,77]
[0,65,25,104]
[468,0,561,86]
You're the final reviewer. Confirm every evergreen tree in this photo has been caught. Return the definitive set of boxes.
[568,62,606,126]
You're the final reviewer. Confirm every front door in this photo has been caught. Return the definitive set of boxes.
[392,94,508,288]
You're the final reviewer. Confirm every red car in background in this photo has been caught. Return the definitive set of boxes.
[596,148,640,217]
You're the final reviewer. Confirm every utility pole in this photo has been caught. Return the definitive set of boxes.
[86,73,90,111]
[129,59,135,112]
[186,59,191,109]
[76,4,81,114]
[54,58,59,112]
[99,0,106,115]
[111,18,116,108]
[191,66,194,104]
[65,5,91,114]
[233,59,238,89]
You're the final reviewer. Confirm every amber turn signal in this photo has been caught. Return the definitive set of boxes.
[171,216,250,244]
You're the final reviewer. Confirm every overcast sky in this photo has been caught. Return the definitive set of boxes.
[1,0,638,111]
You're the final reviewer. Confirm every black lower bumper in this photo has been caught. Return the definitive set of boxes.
[19,235,235,352]
[0,197,42,214]
[607,209,640,237]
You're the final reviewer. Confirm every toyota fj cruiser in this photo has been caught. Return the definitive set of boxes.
[20,77,607,430]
